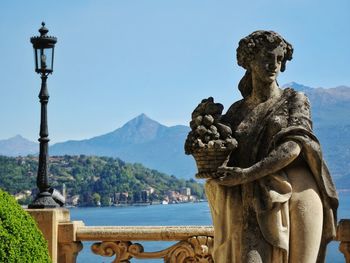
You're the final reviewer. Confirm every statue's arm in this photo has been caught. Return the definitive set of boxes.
[214,141,301,186]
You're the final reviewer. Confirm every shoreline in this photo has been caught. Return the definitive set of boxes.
[68,200,208,209]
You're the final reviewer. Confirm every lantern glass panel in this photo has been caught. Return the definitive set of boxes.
[35,47,54,72]
[33,48,39,72]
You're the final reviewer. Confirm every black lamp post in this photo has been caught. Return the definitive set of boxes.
[29,22,60,208]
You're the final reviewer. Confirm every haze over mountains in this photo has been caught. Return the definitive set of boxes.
[1,82,350,187]
[0,135,37,156]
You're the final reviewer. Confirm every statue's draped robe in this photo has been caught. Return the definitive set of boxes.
[205,88,338,263]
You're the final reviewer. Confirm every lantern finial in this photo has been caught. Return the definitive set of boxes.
[39,22,49,36]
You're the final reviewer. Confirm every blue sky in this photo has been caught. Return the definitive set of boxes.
[0,0,349,143]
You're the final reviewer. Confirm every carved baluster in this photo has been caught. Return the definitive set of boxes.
[58,221,85,263]
[337,219,350,263]
[58,242,83,263]
[340,243,350,263]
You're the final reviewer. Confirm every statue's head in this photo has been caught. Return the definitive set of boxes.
[237,30,293,72]
[236,31,293,98]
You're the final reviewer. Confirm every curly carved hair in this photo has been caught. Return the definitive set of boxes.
[236,31,293,98]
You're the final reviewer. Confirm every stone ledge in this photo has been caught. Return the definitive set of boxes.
[76,225,214,241]
[58,221,85,243]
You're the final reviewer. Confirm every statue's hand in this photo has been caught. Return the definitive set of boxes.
[214,165,250,186]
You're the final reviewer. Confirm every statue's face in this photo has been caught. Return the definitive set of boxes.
[249,45,285,83]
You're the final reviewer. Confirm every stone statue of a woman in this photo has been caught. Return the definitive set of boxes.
[186,31,338,263]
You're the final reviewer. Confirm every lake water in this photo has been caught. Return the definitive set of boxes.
[71,191,350,263]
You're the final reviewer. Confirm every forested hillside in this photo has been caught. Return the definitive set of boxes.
[0,155,204,206]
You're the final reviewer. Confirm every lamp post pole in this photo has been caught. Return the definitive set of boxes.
[37,74,50,195]
[29,23,60,208]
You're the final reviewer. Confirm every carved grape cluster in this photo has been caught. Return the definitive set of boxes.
[185,97,237,154]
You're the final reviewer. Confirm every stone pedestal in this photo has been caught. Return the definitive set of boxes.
[27,208,70,263]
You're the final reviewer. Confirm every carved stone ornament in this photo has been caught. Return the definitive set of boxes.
[91,236,213,263]
[91,241,133,263]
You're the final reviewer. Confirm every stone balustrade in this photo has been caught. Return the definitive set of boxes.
[63,224,214,263]
[27,208,350,263]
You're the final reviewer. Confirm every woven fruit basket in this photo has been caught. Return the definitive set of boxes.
[192,148,231,179]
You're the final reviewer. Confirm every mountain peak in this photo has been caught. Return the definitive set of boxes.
[2,135,35,143]
[118,114,166,143]
[122,113,160,128]
[121,113,166,130]
[11,134,28,141]
[139,113,149,119]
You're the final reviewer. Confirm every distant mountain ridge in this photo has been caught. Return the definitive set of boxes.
[285,82,350,104]
[284,82,350,127]
[0,135,37,156]
[50,113,195,178]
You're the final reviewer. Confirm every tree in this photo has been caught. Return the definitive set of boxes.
[92,192,101,206]
[0,189,51,263]
[101,195,112,206]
